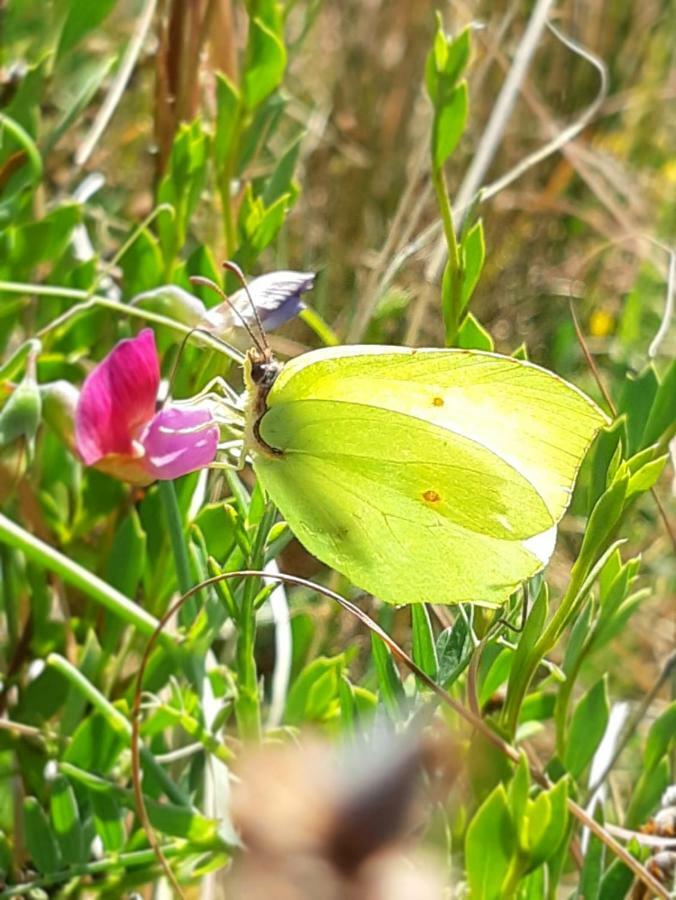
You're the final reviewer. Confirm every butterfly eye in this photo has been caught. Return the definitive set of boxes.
[251,360,280,388]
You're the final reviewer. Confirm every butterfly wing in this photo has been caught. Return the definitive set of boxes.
[254,399,556,606]
[266,345,608,524]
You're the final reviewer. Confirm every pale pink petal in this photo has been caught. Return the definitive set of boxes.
[140,406,219,480]
[75,329,160,465]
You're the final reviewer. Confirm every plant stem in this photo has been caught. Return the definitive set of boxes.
[0,513,167,643]
[0,844,186,898]
[432,165,463,344]
[47,654,187,806]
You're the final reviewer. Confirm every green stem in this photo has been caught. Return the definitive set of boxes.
[47,654,187,806]
[0,513,168,643]
[432,165,463,344]
[0,280,198,342]
[0,844,185,897]
[234,505,275,739]
[432,165,460,268]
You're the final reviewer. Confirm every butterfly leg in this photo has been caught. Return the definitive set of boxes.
[184,376,241,406]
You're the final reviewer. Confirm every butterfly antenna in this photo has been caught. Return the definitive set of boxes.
[222,260,270,351]
[188,275,267,353]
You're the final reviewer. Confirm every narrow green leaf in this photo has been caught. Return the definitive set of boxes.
[508,753,530,839]
[598,857,635,900]
[563,676,609,778]
[370,633,405,717]
[411,604,438,680]
[644,701,676,771]
[107,509,147,598]
[436,608,474,686]
[262,132,303,206]
[478,646,514,708]
[618,366,658,455]
[625,453,668,500]
[626,757,670,829]
[465,784,515,900]
[243,18,287,109]
[285,655,344,725]
[90,791,125,853]
[456,312,494,351]
[579,810,605,900]
[641,358,676,448]
[57,0,117,55]
[460,220,485,309]
[214,73,241,168]
[23,797,62,875]
[572,474,628,588]
[526,778,568,869]
[432,82,468,170]
[586,419,623,516]
[50,775,85,865]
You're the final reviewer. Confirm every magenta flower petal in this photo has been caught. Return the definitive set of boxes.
[75,329,160,465]
[140,406,219,480]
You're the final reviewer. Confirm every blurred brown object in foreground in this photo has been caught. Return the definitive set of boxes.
[219,727,458,899]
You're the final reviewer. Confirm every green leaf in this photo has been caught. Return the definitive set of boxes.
[598,856,635,900]
[370,633,405,716]
[425,20,470,104]
[432,82,468,170]
[573,474,628,587]
[642,358,676,448]
[508,753,530,838]
[214,73,241,168]
[618,366,658,456]
[580,812,605,900]
[262,132,303,206]
[50,775,85,865]
[411,604,437,680]
[243,18,287,109]
[625,452,667,500]
[478,646,514,708]
[157,122,208,261]
[64,712,126,775]
[57,0,117,56]
[285,655,344,725]
[526,778,568,869]
[586,419,623,516]
[23,796,62,875]
[107,510,147,598]
[456,312,494,351]
[436,608,474,686]
[644,701,676,771]
[563,676,609,778]
[90,790,125,853]
[465,784,515,900]
[460,220,485,309]
[46,55,116,152]
[626,757,670,829]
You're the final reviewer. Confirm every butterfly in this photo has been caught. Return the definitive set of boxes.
[202,265,608,608]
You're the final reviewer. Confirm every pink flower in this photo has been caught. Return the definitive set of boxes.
[75,329,219,485]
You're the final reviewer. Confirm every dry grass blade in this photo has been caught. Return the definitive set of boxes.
[131,571,671,899]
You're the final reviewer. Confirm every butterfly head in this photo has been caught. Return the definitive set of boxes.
[246,346,282,391]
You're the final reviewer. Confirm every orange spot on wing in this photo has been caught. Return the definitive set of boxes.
[422,490,441,503]
[432,396,444,407]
